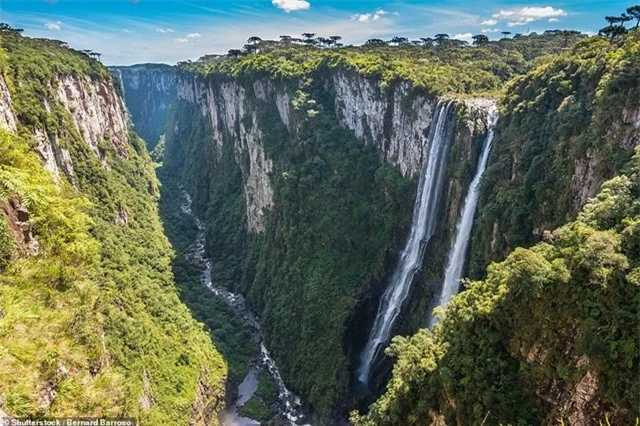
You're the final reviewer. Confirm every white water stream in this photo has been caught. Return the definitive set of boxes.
[357,101,456,384]
[180,191,310,426]
[428,106,497,327]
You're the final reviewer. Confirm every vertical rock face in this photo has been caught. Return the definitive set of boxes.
[30,74,130,178]
[176,76,276,232]
[332,73,437,178]
[111,65,177,148]
[175,72,493,233]
[56,74,130,159]
[0,75,16,132]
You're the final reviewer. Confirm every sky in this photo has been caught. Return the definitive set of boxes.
[0,0,632,65]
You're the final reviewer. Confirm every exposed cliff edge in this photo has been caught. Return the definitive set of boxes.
[353,34,640,426]
[173,72,493,233]
[0,31,226,424]
[353,147,640,426]
[469,35,640,278]
[111,64,177,149]
[165,63,494,419]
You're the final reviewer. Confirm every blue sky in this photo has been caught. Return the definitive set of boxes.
[0,0,632,65]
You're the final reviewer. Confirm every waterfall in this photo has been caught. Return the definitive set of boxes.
[357,101,456,384]
[429,106,498,328]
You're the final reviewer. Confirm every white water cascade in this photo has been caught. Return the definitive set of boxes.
[357,101,456,384]
[429,106,498,328]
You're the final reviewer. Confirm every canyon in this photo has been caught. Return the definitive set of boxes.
[0,28,638,426]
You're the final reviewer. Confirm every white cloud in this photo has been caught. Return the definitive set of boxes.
[548,18,559,22]
[492,6,566,27]
[174,33,202,43]
[352,9,397,23]
[45,21,63,31]
[122,29,131,33]
[481,19,498,26]
[156,28,174,33]
[272,0,310,13]
[481,28,500,33]
[453,32,473,43]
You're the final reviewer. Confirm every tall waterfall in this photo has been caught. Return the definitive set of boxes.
[429,106,498,328]
[357,101,455,384]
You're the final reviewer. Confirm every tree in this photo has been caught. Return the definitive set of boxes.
[329,35,342,45]
[302,33,316,41]
[599,24,627,40]
[365,38,386,46]
[619,13,633,27]
[501,31,512,39]
[605,15,623,26]
[317,37,331,48]
[472,34,489,46]
[627,5,640,28]
[420,37,434,47]
[389,36,409,45]
[600,13,630,41]
[0,23,24,33]
[302,33,316,58]
[227,49,243,59]
[248,36,262,45]
[434,33,449,45]
[280,35,292,43]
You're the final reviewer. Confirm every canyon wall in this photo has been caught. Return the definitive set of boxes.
[0,34,225,424]
[165,68,493,419]
[111,64,177,149]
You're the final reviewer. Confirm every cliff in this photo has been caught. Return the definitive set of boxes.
[0,31,225,424]
[353,33,640,426]
[469,35,640,277]
[111,64,177,149]
[353,147,640,426]
[164,57,493,419]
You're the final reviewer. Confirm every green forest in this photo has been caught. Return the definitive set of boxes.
[0,29,227,424]
[353,146,640,425]
[0,4,638,425]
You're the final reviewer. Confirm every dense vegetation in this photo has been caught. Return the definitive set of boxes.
[164,29,604,422]
[0,29,227,423]
[157,173,258,383]
[353,146,640,425]
[164,92,416,418]
[181,30,584,97]
[470,31,640,277]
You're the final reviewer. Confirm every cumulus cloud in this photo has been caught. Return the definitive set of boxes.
[272,0,310,13]
[481,19,498,26]
[352,9,397,23]
[174,33,202,43]
[491,6,566,27]
[45,21,63,31]
[548,18,559,22]
[481,28,501,33]
[453,32,474,43]
[156,28,175,33]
